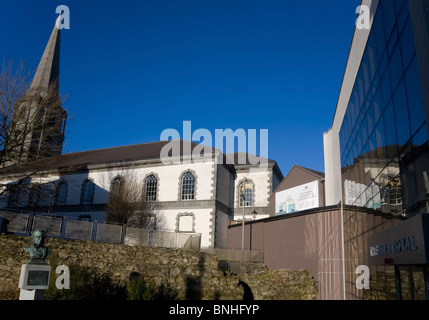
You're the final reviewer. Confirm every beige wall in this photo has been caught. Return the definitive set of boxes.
[228,207,344,300]
[343,208,402,300]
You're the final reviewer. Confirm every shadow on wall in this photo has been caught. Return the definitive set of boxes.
[185,255,205,300]
[184,254,255,300]
[1,170,110,220]
[238,280,254,300]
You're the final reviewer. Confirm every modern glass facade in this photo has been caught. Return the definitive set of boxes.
[339,0,429,217]
[331,0,429,300]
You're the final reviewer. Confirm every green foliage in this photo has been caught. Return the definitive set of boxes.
[126,275,158,300]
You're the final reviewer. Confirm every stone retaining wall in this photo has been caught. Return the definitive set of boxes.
[0,234,318,300]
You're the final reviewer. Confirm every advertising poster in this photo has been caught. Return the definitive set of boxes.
[275,181,319,215]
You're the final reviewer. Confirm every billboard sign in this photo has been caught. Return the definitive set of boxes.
[275,181,319,216]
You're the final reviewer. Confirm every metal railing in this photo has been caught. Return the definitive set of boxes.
[124,227,201,251]
[0,210,201,251]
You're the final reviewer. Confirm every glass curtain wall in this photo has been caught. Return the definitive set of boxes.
[340,0,429,300]
[339,0,429,218]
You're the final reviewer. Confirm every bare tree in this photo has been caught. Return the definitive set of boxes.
[105,173,163,229]
[0,59,67,203]
[1,59,66,166]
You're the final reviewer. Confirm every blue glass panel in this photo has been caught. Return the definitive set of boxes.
[404,56,425,134]
[373,6,386,62]
[387,26,398,58]
[383,102,398,159]
[389,43,403,92]
[370,130,380,177]
[371,66,380,95]
[392,80,411,147]
[375,118,387,169]
[367,38,377,82]
[412,124,428,148]
[378,49,388,78]
[367,102,375,136]
[380,66,392,109]
[393,0,405,15]
[396,0,409,33]
[357,71,365,111]
[381,1,396,39]
[362,52,371,96]
[356,126,363,154]
[373,87,383,124]
[361,111,369,146]
[399,17,416,70]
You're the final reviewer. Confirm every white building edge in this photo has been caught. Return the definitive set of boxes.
[324,0,379,206]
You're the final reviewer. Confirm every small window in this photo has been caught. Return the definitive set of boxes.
[144,174,158,202]
[181,171,195,201]
[55,181,68,205]
[81,179,95,205]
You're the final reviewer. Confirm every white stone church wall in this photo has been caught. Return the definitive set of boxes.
[235,170,270,207]
[159,208,214,248]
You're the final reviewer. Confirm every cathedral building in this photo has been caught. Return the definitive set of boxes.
[0,18,283,249]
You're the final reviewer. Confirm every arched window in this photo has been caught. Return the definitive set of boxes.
[55,181,68,205]
[81,179,95,204]
[144,174,158,202]
[181,171,196,201]
[110,176,125,196]
[239,180,254,207]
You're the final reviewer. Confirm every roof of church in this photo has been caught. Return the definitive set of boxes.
[0,140,280,175]
[0,140,198,174]
[26,16,61,97]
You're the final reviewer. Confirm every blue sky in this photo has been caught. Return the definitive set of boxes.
[0,0,360,176]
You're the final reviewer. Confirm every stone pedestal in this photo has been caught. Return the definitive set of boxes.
[18,263,51,300]
[19,289,45,300]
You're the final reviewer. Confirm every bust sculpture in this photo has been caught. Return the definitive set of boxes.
[24,229,50,264]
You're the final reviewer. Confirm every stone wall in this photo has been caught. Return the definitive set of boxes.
[0,234,318,300]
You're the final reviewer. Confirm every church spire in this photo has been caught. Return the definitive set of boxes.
[6,15,67,165]
[26,15,61,97]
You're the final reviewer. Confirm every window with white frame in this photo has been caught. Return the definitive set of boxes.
[181,171,195,201]
[144,174,158,202]
[239,180,254,207]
